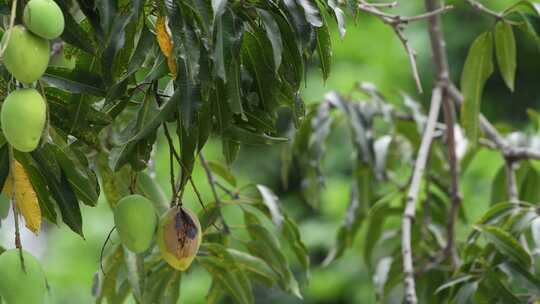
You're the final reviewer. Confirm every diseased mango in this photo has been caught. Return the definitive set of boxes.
[114,194,157,253]
[1,89,46,152]
[0,249,47,304]
[1,25,49,83]
[157,206,202,271]
[23,0,65,40]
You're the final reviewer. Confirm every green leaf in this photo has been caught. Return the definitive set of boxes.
[258,9,283,71]
[479,225,531,267]
[135,172,169,214]
[460,32,494,147]
[199,203,220,233]
[222,126,288,145]
[94,245,125,303]
[198,244,254,304]
[256,185,284,227]
[226,248,277,286]
[50,134,99,207]
[244,212,302,298]
[207,160,237,186]
[328,0,346,38]
[315,20,332,81]
[501,261,540,295]
[297,0,323,27]
[55,0,96,54]
[241,29,277,112]
[435,275,475,294]
[31,148,83,236]
[142,262,181,304]
[480,271,521,304]
[494,21,516,91]
[14,153,57,224]
[120,90,179,145]
[123,248,145,302]
[43,67,106,96]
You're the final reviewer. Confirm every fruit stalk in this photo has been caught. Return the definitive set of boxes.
[0,0,17,57]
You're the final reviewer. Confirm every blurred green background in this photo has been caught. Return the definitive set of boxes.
[1,1,539,303]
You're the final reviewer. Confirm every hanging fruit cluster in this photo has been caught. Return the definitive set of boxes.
[113,194,202,271]
[0,1,64,303]
[0,0,64,152]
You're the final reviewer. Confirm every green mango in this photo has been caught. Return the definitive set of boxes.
[1,25,49,83]
[1,89,46,152]
[0,249,47,304]
[114,194,157,253]
[157,206,202,271]
[23,0,65,40]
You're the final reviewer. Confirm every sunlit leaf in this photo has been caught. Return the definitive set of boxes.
[2,160,41,234]
[460,32,494,147]
[494,21,516,91]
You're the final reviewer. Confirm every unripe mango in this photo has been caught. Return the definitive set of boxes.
[0,249,47,304]
[114,194,157,253]
[157,206,202,271]
[23,0,65,40]
[1,25,49,83]
[1,89,46,152]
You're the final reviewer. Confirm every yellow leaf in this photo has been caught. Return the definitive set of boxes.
[156,15,177,78]
[3,161,41,234]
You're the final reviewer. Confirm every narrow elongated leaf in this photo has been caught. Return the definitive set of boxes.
[43,67,106,96]
[226,248,277,286]
[328,0,346,38]
[207,160,237,186]
[121,91,179,144]
[244,212,302,298]
[297,0,323,27]
[480,271,521,304]
[460,32,494,147]
[32,150,83,236]
[241,30,278,112]
[256,185,284,227]
[479,225,531,267]
[197,246,254,304]
[123,249,145,302]
[212,0,227,19]
[468,202,516,242]
[315,20,332,81]
[435,275,475,294]
[258,9,283,71]
[494,21,516,91]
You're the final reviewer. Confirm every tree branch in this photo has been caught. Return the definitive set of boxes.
[465,0,503,19]
[199,153,230,234]
[446,84,540,161]
[402,85,443,304]
[424,0,461,268]
[357,2,453,93]
[505,159,519,204]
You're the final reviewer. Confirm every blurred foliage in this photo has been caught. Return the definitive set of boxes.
[0,0,540,303]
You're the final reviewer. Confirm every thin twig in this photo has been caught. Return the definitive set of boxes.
[424,0,462,269]
[199,153,230,234]
[402,86,443,304]
[465,0,503,19]
[361,1,398,8]
[505,160,519,204]
[0,0,18,58]
[8,146,25,270]
[100,226,116,276]
[357,2,452,93]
